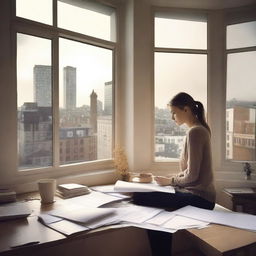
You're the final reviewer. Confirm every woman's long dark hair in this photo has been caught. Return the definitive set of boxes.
[169,92,211,134]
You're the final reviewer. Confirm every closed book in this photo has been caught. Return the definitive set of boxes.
[58,183,88,193]
[56,189,91,199]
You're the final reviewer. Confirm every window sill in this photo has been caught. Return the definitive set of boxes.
[13,168,117,194]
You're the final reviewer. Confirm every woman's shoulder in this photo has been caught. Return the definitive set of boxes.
[187,125,210,138]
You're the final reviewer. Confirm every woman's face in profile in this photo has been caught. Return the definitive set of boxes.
[170,105,186,126]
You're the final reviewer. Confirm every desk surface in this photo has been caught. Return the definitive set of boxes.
[1,192,256,256]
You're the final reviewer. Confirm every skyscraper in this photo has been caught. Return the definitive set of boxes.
[64,66,76,110]
[90,90,97,134]
[104,81,112,115]
[33,65,51,107]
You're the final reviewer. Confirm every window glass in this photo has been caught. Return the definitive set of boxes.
[155,17,207,49]
[17,33,52,170]
[58,0,116,41]
[226,51,256,161]
[227,21,256,49]
[154,52,207,161]
[59,38,113,165]
[16,0,52,25]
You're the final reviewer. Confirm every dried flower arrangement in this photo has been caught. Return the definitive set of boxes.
[113,146,129,181]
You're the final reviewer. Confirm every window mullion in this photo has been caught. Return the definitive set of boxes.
[53,0,57,28]
[52,37,60,168]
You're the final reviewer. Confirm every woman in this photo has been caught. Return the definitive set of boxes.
[133,92,216,256]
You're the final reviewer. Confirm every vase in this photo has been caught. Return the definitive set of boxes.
[119,173,130,182]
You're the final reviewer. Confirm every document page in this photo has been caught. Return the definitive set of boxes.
[50,207,116,224]
[65,191,124,207]
[174,205,256,231]
[114,181,175,193]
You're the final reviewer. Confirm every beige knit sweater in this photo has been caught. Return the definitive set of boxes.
[173,125,216,203]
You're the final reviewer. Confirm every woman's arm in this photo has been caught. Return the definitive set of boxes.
[173,127,206,187]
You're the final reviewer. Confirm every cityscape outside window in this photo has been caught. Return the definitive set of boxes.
[16,1,115,170]
[154,13,207,161]
[226,21,256,162]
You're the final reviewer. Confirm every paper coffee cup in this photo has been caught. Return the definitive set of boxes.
[38,179,56,204]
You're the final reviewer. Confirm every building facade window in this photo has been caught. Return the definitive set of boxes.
[154,11,208,162]
[226,20,256,162]
[16,0,116,171]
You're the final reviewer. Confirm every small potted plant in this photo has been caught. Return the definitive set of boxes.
[113,146,130,181]
[243,162,253,180]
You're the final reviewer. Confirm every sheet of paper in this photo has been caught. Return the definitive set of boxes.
[0,202,32,221]
[64,191,124,207]
[38,214,62,224]
[174,205,256,231]
[91,185,116,193]
[90,185,131,199]
[130,222,177,233]
[48,219,89,236]
[38,214,89,236]
[114,180,175,193]
[116,205,163,224]
[50,206,116,225]
[146,211,176,226]
[163,215,209,230]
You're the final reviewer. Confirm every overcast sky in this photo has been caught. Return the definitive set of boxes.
[16,1,256,109]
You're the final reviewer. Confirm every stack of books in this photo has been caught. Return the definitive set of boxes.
[0,190,16,203]
[56,183,91,199]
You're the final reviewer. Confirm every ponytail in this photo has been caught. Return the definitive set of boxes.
[194,101,211,134]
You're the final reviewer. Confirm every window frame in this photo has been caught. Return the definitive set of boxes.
[153,7,209,166]
[222,7,256,171]
[12,0,117,175]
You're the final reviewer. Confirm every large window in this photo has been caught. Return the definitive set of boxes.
[154,12,208,162]
[17,34,53,169]
[226,21,256,162]
[16,0,116,170]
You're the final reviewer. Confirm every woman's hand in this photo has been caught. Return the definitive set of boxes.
[154,176,173,186]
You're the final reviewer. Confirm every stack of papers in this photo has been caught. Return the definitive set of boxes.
[57,183,91,199]
[38,214,89,236]
[38,206,117,235]
[0,203,32,221]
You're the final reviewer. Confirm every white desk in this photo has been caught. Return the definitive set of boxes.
[0,192,256,256]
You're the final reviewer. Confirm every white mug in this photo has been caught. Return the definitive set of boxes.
[38,179,56,204]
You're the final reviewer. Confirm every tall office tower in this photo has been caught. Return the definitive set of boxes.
[104,81,112,115]
[33,65,51,107]
[97,116,112,159]
[64,66,76,110]
[90,90,98,134]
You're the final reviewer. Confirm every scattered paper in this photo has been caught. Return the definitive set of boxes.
[163,215,209,230]
[114,180,175,193]
[174,205,256,231]
[64,191,123,207]
[50,206,116,225]
[38,214,89,236]
[146,211,176,226]
[116,205,163,224]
